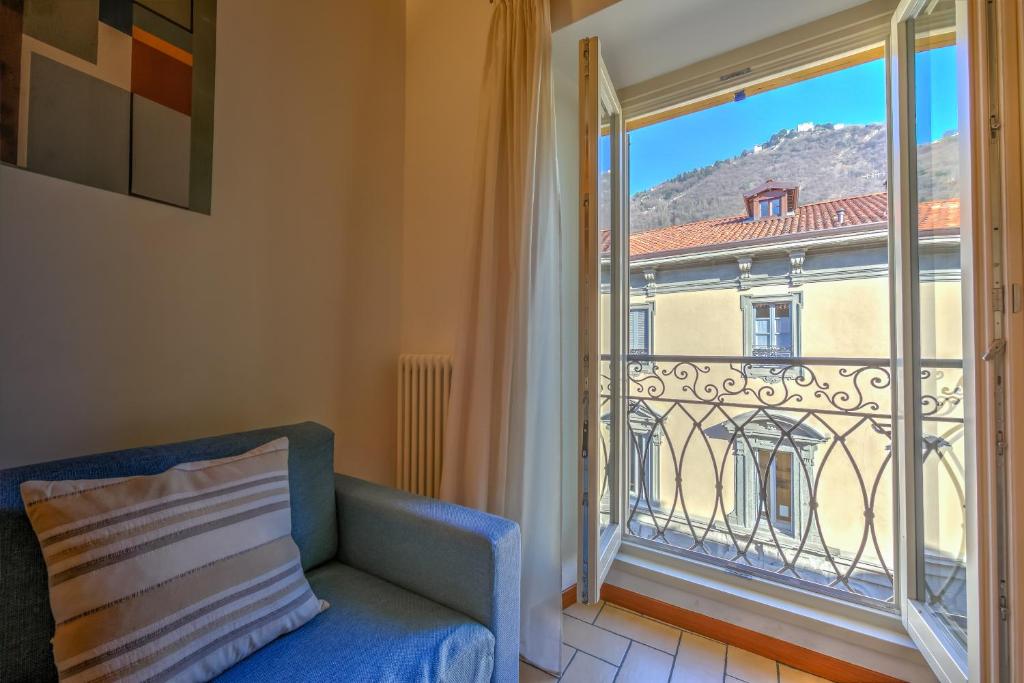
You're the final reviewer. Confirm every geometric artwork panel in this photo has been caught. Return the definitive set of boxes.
[28,54,130,193]
[131,92,190,206]
[0,0,216,213]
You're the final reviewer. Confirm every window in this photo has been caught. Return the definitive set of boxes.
[626,402,660,504]
[628,428,659,501]
[719,412,826,540]
[628,306,652,355]
[759,197,782,217]
[757,449,793,528]
[751,301,793,358]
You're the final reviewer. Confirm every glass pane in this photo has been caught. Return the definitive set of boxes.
[623,38,892,609]
[912,0,967,647]
[756,450,772,518]
[775,452,793,523]
[598,97,614,536]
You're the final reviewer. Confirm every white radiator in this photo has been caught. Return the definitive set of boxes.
[397,354,452,497]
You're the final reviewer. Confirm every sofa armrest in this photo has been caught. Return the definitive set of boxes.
[333,474,520,683]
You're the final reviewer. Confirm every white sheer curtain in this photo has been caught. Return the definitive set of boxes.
[440,0,563,673]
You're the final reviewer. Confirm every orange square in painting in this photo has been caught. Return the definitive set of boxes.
[131,39,191,116]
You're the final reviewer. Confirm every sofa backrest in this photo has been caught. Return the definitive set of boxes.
[0,421,337,683]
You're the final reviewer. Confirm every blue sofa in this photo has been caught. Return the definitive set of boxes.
[0,422,521,682]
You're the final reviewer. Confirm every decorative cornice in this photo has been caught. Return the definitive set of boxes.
[737,256,753,290]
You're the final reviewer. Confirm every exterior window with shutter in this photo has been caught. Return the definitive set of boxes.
[628,307,652,355]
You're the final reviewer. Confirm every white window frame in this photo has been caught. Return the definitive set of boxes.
[888,2,1002,681]
[576,1,1010,677]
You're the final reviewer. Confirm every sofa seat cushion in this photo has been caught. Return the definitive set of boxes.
[215,562,495,683]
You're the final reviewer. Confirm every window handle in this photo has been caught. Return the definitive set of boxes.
[982,339,1006,362]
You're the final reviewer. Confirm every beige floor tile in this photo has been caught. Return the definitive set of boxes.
[671,632,727,683]
[518,660,559,682]
[561,644,575,674]
[562,614,630,666]
[726,645,779,683]
[618,642,674,683]
[561,651,618,683]
[563,599,603,624]
[594,604,681,654]
[779,664,831,682]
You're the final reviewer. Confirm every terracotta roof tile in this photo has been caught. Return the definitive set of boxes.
[603,192,961,259]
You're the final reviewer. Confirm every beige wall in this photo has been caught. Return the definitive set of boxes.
[638,276,962,359]
[400,0,492,356]
[550,0,622,30]
[400,2,593,588]
[0,0,405,483]
[399,0,618,357]
[614,272,965,563]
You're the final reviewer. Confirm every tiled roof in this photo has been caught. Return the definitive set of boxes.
[604,192,961,259]
[918,198,961,231]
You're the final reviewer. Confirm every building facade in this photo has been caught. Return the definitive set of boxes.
[600,183,964,609]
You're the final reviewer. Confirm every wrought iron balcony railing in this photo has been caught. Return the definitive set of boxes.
[598,354,965,611]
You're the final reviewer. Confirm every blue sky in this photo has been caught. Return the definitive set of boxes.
[628,48,958,195]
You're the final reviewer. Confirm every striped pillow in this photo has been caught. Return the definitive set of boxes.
[20,437,326,683]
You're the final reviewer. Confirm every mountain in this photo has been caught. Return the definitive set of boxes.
[625,123,960,232]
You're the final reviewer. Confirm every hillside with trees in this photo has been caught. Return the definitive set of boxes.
[624,123,959,231]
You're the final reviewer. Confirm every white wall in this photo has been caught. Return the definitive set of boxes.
[0,0,405,484]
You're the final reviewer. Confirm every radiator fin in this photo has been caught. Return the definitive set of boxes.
[397,354,452,497]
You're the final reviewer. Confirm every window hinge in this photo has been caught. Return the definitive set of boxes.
[990,114,1001,133]
[993,284,1005,312]
[999,579,1009,621]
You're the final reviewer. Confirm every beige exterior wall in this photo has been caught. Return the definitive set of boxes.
[600,261,965,575]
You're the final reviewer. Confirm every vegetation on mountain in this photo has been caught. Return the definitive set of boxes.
[623,123,959,232]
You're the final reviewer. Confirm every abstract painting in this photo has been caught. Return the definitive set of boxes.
[0,0,216,213]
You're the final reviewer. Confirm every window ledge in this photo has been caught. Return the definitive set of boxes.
[609,541,937,682]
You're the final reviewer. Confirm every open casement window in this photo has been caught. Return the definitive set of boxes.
[578,36,627,604]
[890,1,986,680]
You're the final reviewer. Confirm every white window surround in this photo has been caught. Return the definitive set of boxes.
[628,304,653,355]
[740,292,803,360]
[609,542,939,682]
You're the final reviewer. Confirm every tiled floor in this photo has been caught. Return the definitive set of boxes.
[519,601,832,683]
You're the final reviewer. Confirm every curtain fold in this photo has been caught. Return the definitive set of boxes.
[440,0,563,673]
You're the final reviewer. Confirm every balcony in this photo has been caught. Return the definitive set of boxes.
[600,354,965,615]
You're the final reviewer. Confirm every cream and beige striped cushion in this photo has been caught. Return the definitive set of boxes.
[20,437,326,683]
